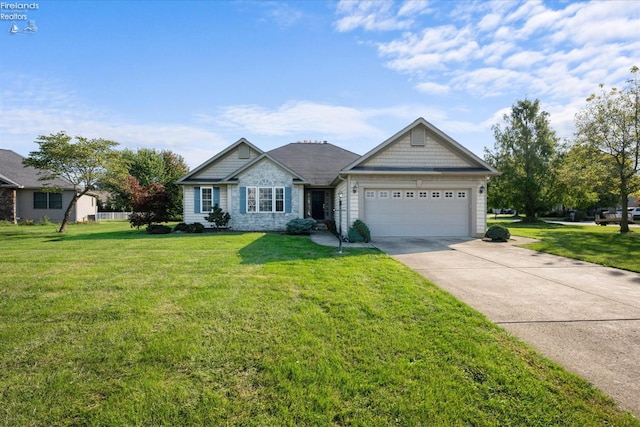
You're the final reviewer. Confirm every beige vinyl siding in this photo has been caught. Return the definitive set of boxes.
[182,185,229,225]
[362,131,472,169]
[190,145,260,180]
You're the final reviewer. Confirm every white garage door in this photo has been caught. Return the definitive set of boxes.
[364,188,470,237]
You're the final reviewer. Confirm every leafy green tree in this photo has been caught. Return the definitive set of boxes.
[485,99,560,222]
[574,66,640,233]
[555,143,618,211]
[105,148,189,219]
[23,132,123,232]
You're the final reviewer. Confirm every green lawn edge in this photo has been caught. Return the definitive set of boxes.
[489,219,640,273]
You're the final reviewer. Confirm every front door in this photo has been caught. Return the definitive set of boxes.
[311,190,325,220]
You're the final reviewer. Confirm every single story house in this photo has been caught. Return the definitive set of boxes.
[177,118,499,238]
[0,149,97,223]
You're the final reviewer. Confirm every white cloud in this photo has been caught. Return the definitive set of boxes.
[415,81,450,94]
[502,50,547,69]
[334,0,431,32]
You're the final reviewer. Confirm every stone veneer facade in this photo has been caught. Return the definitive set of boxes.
[0,188,16,223]
[230,160,302,231]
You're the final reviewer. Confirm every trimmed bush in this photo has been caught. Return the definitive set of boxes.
[348,219,371,243]
[146,224,172,234]
[347,227,365,242]
[188,222,205,233]
[485,224,510,242]
[173,223,190,232]
[286,218,317,235]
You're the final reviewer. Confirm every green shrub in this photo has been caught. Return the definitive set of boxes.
[146,224,172,234]
[204,204,231,228]
[173,223,190,232]
[286,218,316,235]
[485,224,510,242]
[188,222,204,233]
[348,219,371,242]
[347,227,365,242]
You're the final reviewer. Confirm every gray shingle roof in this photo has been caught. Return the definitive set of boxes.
[267,142,360,186]
[0,149,74,189]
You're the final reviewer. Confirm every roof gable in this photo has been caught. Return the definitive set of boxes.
[268,142,360,186]
[222,153,308,183]
[0,149,75,189]
[342,118,499,175]
[176,138,263,183]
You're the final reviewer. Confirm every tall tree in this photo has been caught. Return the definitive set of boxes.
[23,132,123,233]
[555,143,618,211]
[105,148,189,219]
[485,99,560,222]
[574,66,640,233]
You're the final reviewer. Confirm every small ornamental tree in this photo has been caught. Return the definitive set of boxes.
[204,204,231,229]
[126,176,172,229]
[23,132,123,232]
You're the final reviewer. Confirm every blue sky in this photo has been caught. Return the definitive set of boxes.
[2,0,639,168]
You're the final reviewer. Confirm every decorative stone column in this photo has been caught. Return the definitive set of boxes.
[0,188,17,223]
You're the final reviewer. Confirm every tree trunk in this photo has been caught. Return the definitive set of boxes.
[58,193,80,233]
[619,181,630,233]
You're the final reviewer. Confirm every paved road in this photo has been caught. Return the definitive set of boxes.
[373,236,640,417]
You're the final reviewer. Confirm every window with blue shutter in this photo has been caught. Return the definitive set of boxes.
[194,187,200,213]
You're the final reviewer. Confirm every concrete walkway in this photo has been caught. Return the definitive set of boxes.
[310,231,640,416]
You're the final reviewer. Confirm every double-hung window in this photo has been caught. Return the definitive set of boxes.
[201,187,213,212]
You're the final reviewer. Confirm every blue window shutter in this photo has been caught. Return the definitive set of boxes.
[239,187,246,213]
[194,187,200,213]
[213,187,220,207]
[285,187,292,213]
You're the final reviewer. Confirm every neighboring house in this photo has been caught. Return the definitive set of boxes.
[177,118,500,238]
[0,149,97,223]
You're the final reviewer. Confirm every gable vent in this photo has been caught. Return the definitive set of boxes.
[410,127,426,146]
[238,144,250,159]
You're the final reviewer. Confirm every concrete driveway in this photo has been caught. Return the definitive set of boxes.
[373,236,640,417]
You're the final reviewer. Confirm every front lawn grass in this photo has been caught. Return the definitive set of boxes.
[490,220,640,273]
[1,222,637,425]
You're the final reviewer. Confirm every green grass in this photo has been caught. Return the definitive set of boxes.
[1,222,637,426]
[490,220,640,273]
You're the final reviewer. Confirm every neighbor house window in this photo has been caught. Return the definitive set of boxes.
[247,186,285,213]
[33,192,62,209]
[49,193,62,209]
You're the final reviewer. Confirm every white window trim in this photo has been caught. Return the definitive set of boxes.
[201,186,213,213]
[247,186,285,213]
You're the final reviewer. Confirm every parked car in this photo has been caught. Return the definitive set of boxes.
[628,207,640,222]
